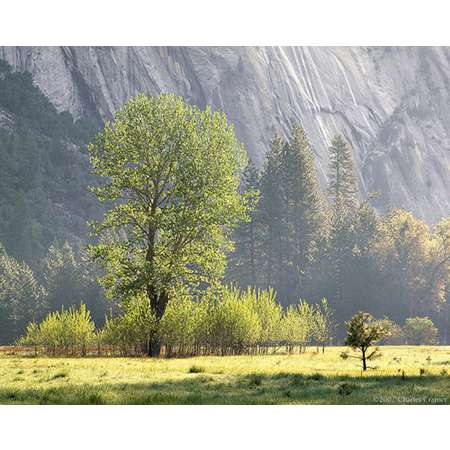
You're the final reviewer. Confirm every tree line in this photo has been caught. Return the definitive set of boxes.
[0,59,99,264]
[19,287,337,357]
[227,126,450,340]
[18,291,439,357]
[1,93,449,351]
[0,241,106,344]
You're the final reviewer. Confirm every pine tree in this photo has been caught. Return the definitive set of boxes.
[285,124,326,294]
[260,135,287,293]
[43,242,83,311]
[41,241,106,325]
[327,135,358,210]
[0,248,46,343]
[227,159,262,287]
[326,135,359,316]
[259,126,327,302]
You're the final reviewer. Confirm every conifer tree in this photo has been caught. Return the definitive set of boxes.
[0,248,45,343]
[326,135,359,315]
[327,135,358,210]
[259,135,287,294]
[258,126,328,302]
[43,241,83,311]
[285,124,326,293]
[227,159,262,287]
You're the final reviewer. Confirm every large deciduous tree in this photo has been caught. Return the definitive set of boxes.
[88,93,249,356]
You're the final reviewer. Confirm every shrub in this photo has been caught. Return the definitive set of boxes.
[209,286,261,354]
[245,287,282,343]
[376,318,405,345]
[403,317,438,345]
[17,321,40,353]
[280,301,314,353]
[159,293,205,356]
[188,365,205,374]
[19,303,95,355]
[101,293,156,355]
[311,298,336,352]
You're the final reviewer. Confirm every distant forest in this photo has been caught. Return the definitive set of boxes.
[0,59,449,346]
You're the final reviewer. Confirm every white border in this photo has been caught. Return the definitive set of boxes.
[1,0,450,45]
[1,1,449,448]
[0,406,447,449]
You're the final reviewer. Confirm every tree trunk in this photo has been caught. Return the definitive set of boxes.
[149,341,161,357]
[249,218,256,286]
[147,285,169,357]
[362,349,367,371]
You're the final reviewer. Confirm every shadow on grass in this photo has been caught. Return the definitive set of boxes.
[0,372,448,405]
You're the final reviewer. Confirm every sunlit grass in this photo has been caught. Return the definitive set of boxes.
[0,346,449,404]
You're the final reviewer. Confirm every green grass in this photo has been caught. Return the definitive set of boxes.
[0,346,449,404]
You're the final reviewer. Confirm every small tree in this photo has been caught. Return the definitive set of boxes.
[72,303,96,356]
[17,321,40,355]
[102,294,156,355]
[159,293,200,357]
[312,298,336,353]
[209,286,261,355]
[342,312,388,371]
[280,301,313,353]
[403,317,438,345]
[246,287,282,348]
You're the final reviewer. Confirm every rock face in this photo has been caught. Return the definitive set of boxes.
[0,46,449,222]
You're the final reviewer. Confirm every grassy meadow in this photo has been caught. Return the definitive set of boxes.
[0,346,449,404]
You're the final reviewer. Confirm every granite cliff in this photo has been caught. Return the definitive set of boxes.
[1,46,449,221]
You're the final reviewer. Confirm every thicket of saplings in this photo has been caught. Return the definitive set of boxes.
[18,286,439,357]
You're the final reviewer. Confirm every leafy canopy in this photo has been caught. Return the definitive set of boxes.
[88,93,249,303]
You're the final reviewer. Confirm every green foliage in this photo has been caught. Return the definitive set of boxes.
[280,301,314,352]
[17,321,40,349]
[343,312,388,370]
[159,292,207,356]
[229,124,448,342]
[403,317,438,345]
[247,287,282,343]
[42,241,106,325]
[88,94,249,356]
[327,135,358,210]
[312,298,336,350]
[17,285,327,357]
[226,159,262,287]
[101,294,156,355]
[345,312,387,350]
[19,303,95,355]
[43,242,84,310]
[373,210,435,318]
[208,286,262,354]
[255,126,326,301]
